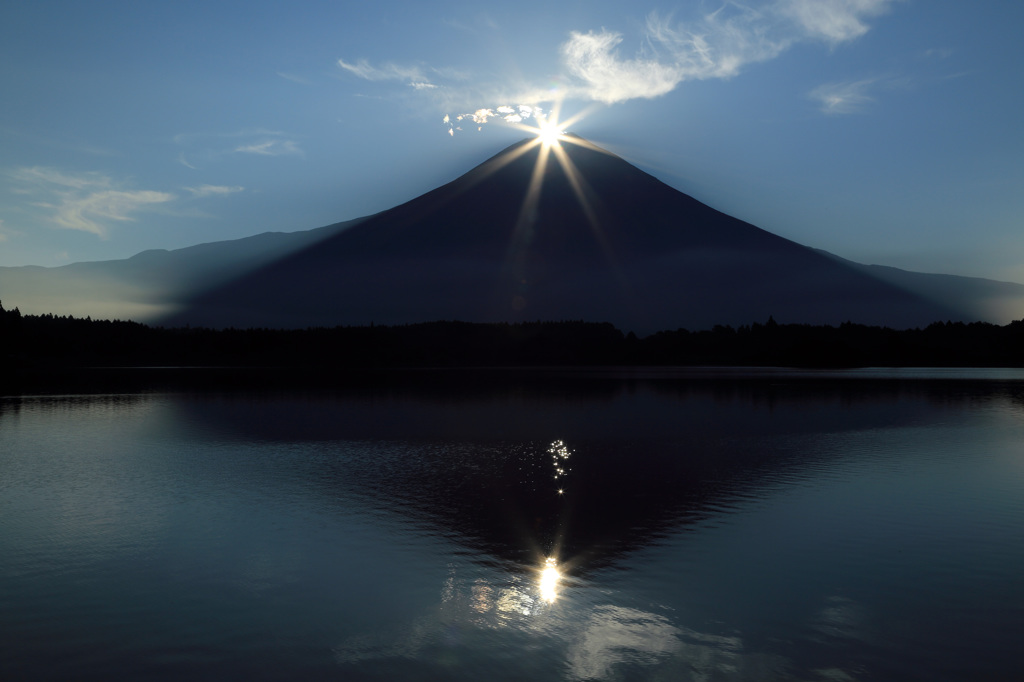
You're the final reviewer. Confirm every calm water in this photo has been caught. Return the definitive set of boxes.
[2,369,1024,681]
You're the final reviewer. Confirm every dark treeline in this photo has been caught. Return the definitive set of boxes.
[3,301,1024,368]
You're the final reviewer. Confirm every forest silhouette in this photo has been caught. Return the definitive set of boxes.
[4,301,1024,376]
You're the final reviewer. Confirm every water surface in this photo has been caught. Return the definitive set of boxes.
[2,370,1023,680]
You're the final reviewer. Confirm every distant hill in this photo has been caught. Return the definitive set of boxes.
[3,137,1023,331]
[0,218,362,322]
[813,249,1024,325]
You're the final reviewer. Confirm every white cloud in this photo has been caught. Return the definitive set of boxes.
[444,103,545,134]
[777,0,895,44]
[234,139,302,156]
[810,78,877,113]
[346,1,901,135]
[919,47,952,61]
[51,189,174,236]
[173,129,302,165]
[14,166,112,190]
[276,71,314,85]
[562,30,685,104]
[560,1,900,104]
[458,109,497,125]
[11,167,174,237]
[183,185,245,198]
[338,58,437,90]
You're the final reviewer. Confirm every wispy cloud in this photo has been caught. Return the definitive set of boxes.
[11,167,174,237]
[810,78,878,113]
[777,0,894,44]
[173,129,302,166]
[561,31,686,104]
[14,166,113,190]
[276,71,314,85]
[441,14,499,34]
[183,184,245,198]
[561,1,900,104]
[331,1,901,139]
[234,139,302,156]
[432,0,901,137]
[338,58,439,90]
[0,125,121,158]
[50,190,174,236]
[919,47,952,61]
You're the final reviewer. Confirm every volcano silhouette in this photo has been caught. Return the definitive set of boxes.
[164,136,959,332]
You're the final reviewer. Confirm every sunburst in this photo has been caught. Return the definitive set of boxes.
[500,102,624,296]
[535,118,565,148]
[439,100,624,310]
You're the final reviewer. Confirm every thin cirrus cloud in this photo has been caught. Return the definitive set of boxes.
[174,129,302,168]
[338,58,438,90]
[11,167,174,237]
[234,139,302,156]
[10,169,243,238]
[810,78,878,113]
[183,185,245,198]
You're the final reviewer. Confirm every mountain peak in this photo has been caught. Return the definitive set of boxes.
[158,139,966,332]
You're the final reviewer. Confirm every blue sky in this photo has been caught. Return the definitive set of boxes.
[2,0,1022,284]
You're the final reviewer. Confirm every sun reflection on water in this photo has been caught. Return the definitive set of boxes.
[549,439,572,488]
[539,557,561,603]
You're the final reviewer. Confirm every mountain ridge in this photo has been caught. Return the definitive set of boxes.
[160,137,993,332]
[3,137,1023,330]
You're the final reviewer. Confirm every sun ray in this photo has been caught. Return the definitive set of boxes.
[504,139,551,279]
[547,142,627,285]
[468,100,634,312]
[499,102,627,293]
[405,136,545,223]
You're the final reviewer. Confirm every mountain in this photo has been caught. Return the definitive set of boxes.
[159,136,1021,332]
[3,137,1023,332]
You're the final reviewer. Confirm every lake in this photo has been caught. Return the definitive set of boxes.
[2,368,1023,680]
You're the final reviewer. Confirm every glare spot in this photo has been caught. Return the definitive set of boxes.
[540,557,561,603]
[548,440,572,491]
[536,120,564,147]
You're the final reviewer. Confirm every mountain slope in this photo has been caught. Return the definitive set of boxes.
[814,249,1024,324]
[0,219,361,321]
[163,137,974,332]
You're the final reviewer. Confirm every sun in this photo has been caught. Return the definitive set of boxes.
[536,120,565,147]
